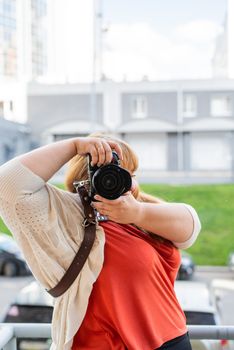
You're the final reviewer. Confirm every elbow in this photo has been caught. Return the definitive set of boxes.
[174,204,201,249]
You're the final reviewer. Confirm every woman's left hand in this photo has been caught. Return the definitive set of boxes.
[92,192,141,224]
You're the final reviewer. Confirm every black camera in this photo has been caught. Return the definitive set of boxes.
[88,151,132,200]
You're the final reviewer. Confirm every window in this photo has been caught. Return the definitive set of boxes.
[183,94,197,117]
[211,96,232,117]
[131,96,147,119]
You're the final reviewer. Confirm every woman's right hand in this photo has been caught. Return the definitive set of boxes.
[18,136,123,183]
[73,137,123,167]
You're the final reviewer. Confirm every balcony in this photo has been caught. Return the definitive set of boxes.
[1,324,234,349]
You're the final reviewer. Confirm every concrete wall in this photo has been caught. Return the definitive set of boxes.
[28,93,104,136]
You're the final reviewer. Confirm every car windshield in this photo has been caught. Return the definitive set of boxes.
[184,311,216,325]
[4,305,53,323]
[0,239,19,254]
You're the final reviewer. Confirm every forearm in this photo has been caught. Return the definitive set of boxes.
[19,139,77,182]
[134,202,194,243]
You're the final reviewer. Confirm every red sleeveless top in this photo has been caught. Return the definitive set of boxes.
[72,221,187,350]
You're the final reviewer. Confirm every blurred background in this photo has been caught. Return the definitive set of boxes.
[1,1,234,349]
[0,0,234,184]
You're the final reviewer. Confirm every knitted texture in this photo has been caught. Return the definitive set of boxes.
[0,158,105,350]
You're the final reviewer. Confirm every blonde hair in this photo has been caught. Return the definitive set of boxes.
[64,132,162,204]
[64,132,171,244]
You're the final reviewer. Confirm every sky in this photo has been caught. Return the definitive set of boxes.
[52,0,227,82]
[99,0,227,81]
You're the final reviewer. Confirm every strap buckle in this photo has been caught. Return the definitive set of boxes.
[82,218,97,227]
[73,180,90,190]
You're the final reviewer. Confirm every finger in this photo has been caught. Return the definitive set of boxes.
[97,207,112,217]
[95,142,106,166]
[94,194,121,204]
[102,142,113,164]
[107,141,123,160]
[92,200,108,210]
[89,146,99,166]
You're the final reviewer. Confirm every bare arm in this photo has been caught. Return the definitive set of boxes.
[18,137,123,182]
[133,201,195,243]
[93,193,201,246]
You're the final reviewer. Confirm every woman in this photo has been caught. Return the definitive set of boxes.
[0,133,201,350]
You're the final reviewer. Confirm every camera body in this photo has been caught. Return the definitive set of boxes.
[73,151,132,221]
[88,151,132,201]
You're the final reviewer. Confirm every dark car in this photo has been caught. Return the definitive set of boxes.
[0,233,31,277]
[177,251,195,280]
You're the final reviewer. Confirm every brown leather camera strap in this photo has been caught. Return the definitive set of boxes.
[46,185,96,298]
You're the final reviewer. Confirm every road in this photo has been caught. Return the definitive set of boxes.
[0,267,234,324]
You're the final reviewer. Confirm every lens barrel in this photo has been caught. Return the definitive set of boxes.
[92,164,132,200]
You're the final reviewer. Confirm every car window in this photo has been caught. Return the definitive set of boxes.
[4,304,53,323]
[184,311,216,325]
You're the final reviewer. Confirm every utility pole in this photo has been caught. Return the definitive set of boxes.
[90,0,98,133]
[90,0,104,133]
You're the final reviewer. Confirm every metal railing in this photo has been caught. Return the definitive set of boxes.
[1,324,234,349]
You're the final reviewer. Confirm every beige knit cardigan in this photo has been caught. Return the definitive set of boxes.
[0,158,106,349]
[0,158,201,349]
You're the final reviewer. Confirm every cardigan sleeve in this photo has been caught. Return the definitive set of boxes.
[172,203,201,249]
[0,157,85,290]
[0,157,46,202]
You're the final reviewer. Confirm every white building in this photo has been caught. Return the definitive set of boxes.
[0,0,48,123]
[0,0,48,82]
[47,0,96,83]
[213,0,234,79]
[26,79,234,184]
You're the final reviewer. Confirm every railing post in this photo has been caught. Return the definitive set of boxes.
[0,325,16,350]
[3,337,17,350]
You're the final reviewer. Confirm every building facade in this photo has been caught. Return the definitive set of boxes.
[0,0,48,82]
[213,0,234,79]
[0,0,17,78]
[27,79,234,183]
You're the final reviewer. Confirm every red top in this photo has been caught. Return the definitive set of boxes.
[72,222,187,350]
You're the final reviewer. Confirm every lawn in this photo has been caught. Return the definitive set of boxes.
[141,183,234,266]
[0,183,234,266]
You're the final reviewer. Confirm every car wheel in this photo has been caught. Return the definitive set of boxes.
[3,261,18,277]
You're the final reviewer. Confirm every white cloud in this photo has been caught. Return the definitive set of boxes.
[175,20,223,44]
[102,21,222,81]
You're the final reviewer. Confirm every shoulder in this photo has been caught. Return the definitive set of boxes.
[45,183,84,214]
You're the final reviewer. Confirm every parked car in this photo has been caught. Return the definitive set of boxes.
[0,233,31,277]
[175,281,232,350]
[3,280,53,350]
[4,280,232,350]
[177,251,195,280]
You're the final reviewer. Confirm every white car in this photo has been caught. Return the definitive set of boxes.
[175,281,231,350]
[3,281,53,350]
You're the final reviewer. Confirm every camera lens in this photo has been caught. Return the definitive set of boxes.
[101,174,117,190]
[92,164,132,200]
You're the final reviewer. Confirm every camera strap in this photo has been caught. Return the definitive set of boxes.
[46,185,96,298]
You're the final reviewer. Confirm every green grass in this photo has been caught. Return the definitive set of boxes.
[141,183,234,266]
[1,183,234,265]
